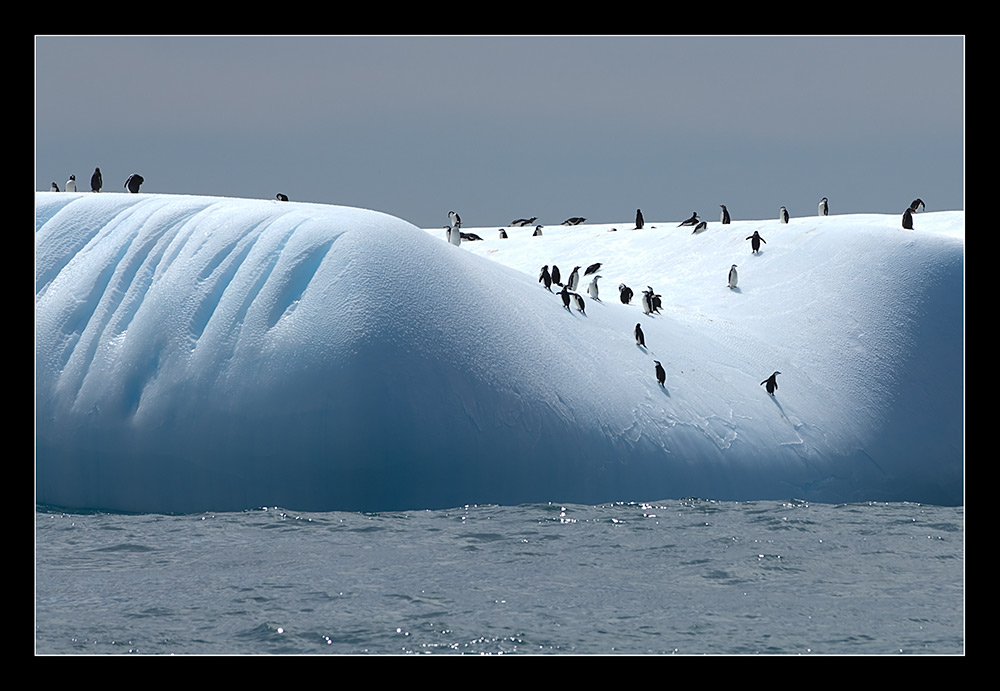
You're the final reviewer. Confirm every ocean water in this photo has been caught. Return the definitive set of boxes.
[35,499,964,655]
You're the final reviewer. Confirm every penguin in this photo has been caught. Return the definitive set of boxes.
[551,265,562,285]
[902,207,914,230]
[65,175,76,192]
[691,220,708,234]
[619,283,634,305]
[634,323,646,348]
[779,206,789,223]
[909,198,926,213]
[124,173,144,193]
[728,264,738,290]
[276,193,289,201]
[648,287,663,313]
[678,212,699,227]
[90,167,102,192]
[499,228,508,239]
[50,182,59,192]
[567,266,581,291]
[448,211,462,229]
[460,232,483,241]
[562,217,586,225]
[640,288,653,315]
[511,217,537,227]
[584,262,602,276]
[449,225,462,246]
[533,225,543,237]
[539,265,553,291]
[720,204,731,224]
[635,208,644,229]
[818,197,829,216]
[572,292,586,313]
[761,371,780,395]
[746,231,766,253]
[654,360,666,387]
[587,275,602,301]
[558,285,572,310]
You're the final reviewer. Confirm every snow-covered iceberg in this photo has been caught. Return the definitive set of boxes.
[35,193,964,513]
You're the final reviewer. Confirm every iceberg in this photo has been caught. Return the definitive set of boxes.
[35,193,964,513]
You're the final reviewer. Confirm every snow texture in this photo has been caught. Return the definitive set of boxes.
[35,193,964,513]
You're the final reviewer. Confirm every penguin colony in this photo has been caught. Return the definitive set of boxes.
[441,193,926,391]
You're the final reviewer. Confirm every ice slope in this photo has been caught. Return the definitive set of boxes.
[34,193,964,513]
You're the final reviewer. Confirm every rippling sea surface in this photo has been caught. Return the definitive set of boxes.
[35,499,963,655]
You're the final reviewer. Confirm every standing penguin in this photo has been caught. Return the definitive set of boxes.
[818,197,829,216]
[902,207,914,230]
[761,371,781,395]
[567,266,581,292]
[779,206,789,223]
[124,173,144,193]
[909,198,926,213]
[746,231,766,253]
[635,208,644,229]
[65,174,76,192]
[539,265,553,291]
[533,225,543,237]
[50,182,59,192]
[499,228,508,239]
[720,204,731,224]
[551,265,562,286]
[572,292,586,313]
[619,283,634,304]
[678,212,699,227]
[728,264,738,289]
[641,288,653,315]
[558,285,572,310]
[654,360,666,387]
[90,167,102,192]
[587,275,602,301]
[634,323,646,348]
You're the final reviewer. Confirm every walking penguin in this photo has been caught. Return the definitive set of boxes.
[567,266,581,291]
[761,371,780,395]
[539,265,553,291]
[634,323,646,348]
[635,208,644,229]
[746,230,766,254]
[654,361,666,387]
[587,275,602,301]
[558,285,572,310]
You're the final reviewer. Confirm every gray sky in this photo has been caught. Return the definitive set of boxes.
[35,35,964,229]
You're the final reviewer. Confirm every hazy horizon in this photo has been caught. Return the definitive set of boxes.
[35,35,964,229]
